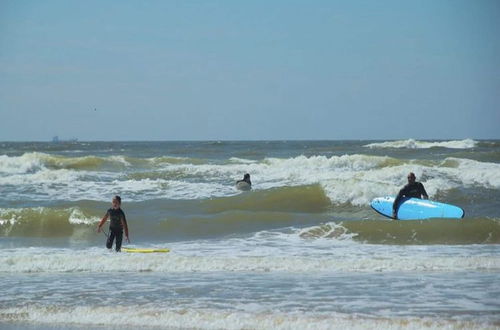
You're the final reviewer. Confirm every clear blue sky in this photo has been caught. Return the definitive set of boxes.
[1,0,499,141]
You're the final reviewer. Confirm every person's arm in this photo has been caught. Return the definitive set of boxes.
[97,213,109,232]
[420,183,429,200]
[121,211,130,243]
[392,188,405,219]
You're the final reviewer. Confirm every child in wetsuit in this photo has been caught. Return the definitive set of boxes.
[97,195,130,251]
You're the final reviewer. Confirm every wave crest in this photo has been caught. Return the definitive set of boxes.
[1,247,499,273]
[0,207,98,237]
[1,152,499,206]
[203,184,331,213]
[300,219,500,244]
[364,139,477,149]
[1,306,488,329]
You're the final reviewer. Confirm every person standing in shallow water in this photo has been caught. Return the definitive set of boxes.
[392,172,429,220]
[97,195,130,251]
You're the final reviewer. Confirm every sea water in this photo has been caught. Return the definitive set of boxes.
[0,139,499,329]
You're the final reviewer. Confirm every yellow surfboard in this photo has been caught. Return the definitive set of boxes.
[122,247,170,253]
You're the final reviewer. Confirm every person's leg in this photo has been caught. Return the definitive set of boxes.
[115,231,123,252]
[106,230,115,249]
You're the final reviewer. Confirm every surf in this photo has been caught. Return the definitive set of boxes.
[1,305,490,330]
[202,184,331,213]
[300,219,500,244]
[2,246,499,273]
[364,139,478,149]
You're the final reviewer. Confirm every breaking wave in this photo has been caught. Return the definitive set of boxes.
[0,207,99,238]
[1,151,499,208]
[2,203,499,245]
[0,306,489,330]
[1,246,499,273]
[0,152,203,175]
[299,219,500,244]
[364,139,477,149]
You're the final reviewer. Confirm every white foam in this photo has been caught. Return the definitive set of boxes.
[160,180,234,199]
[229,157,259,164]
[0,207,99,228]
[68,208,100,225]
[0,152,131,175]
[254,155,500,205]
[1,151,498,204]
[364,139,477,149]
[0,168,83,185]
[237,156,412,205]
[108,155,131,167]
[0,305,490,330]
[1,248,498,274]
[442,157,500,189]
[0,207,44,227]
[169,228,356,258]
[0,218,16,226]
[0,153,45,174]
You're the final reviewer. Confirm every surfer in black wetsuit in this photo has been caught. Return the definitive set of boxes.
[237,173,252,185]
[236,173,252,191]
[392,172,428,219]
[97,195,130,251]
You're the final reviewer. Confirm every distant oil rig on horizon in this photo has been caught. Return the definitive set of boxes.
[52,136,78,143]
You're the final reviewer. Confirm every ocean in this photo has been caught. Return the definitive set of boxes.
[0,139,499,329]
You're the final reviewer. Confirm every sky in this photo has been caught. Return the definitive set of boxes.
[0,0,499,141]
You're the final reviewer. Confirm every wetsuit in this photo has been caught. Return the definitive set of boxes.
[392,182,428,212]
[105,208,127,251]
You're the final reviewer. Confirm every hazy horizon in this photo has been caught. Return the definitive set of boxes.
[1,138,495,143]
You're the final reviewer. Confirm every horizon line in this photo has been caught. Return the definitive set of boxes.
[0,137,494,143]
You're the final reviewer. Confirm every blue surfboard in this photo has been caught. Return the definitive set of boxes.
[370,196,464,220]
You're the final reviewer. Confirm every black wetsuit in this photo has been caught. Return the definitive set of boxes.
[106,208,127,251]
[393,182,428,212]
